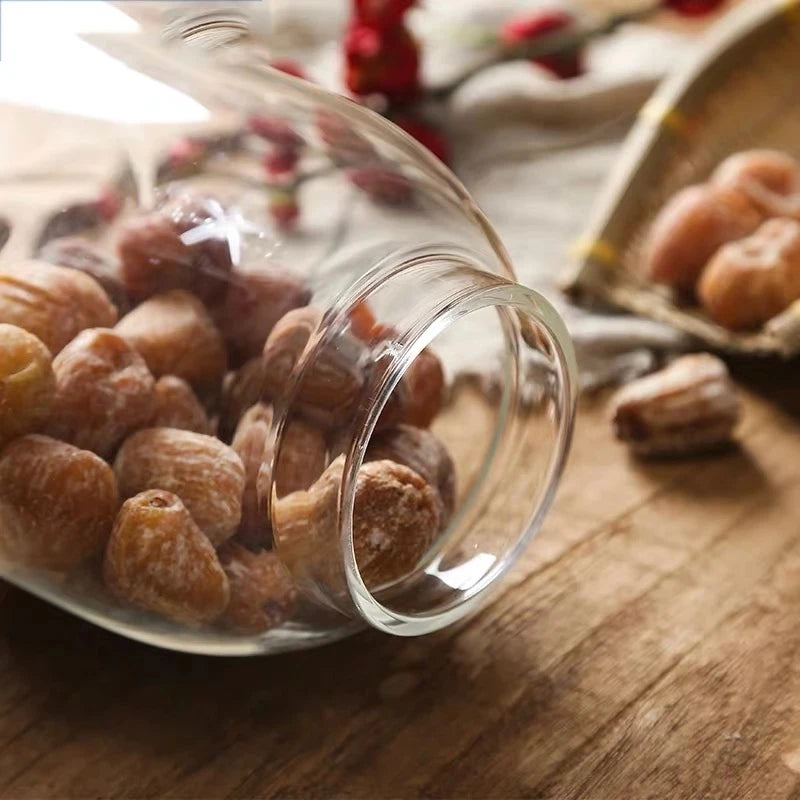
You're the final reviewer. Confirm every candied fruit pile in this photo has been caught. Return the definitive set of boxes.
[643,149,800,330]
[0,189,455,636]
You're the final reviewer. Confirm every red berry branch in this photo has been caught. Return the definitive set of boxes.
[126,0,726,240]
[343,0,726,161]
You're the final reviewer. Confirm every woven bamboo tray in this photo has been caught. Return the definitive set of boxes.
[563,0,800,357]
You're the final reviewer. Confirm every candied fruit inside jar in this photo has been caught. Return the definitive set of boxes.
[0,32,577,655]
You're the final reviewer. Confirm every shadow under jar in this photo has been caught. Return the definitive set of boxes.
[0,35,577,654]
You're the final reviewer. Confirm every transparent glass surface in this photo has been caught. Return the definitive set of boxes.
[0,33,577,654]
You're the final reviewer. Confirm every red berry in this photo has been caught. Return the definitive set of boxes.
[248,115,304,148]
[394,117,449,164]
[269,191,300,230]
[354,0,415,29]
[263,146,300,177]
[348,165,412,206]
[95,186,123,222]
[269,59,307,80]
[500,9,584,80]
[167,137,207,170]
[663,0,725,15]
[344,22,420,103]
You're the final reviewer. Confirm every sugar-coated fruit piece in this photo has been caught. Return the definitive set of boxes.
[644,184,762,293]
[0,435,118,570]
[150,376,212,434]
[114,427,245,547]
[46,328,155,458]
[218,358,266,442]
[118,195,237,303]
[0,323,55,448]
[262,307,366,429]
[699,217,800,329]
[117,212,193,301]
[212,265,311,365]
[274,416,327,496]
[103,489,229,625]
[162,192,235,302]
[401,348,445,428]
[274,455,439,590]
[366,424,455,528]
[609,353,740,457]
[231,403,274,549]
[218,542,297,634]
[0,259,117,354]
[352,459,439,587]
[38,236,131,314]
[115,289,227,392]
[712,149,800,218]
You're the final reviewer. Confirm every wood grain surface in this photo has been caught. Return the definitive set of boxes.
[0,358,797,799]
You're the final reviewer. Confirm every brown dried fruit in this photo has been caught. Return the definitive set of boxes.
[262,307,365,429]
[274,456,439,590]
[0,323,55,448]
[0,434,118,570]
[150,376,212,434]
[46,328,155,458]
[712,149,800,218]
[698,217,800,330]
[231,403,274,549]
[38,236,131,313]
[115,290,227,392]
[103,489,229,625]
[213,265,311,365]
[353,460,439,587]
[644,184,762,293]
[218,542,296,633]
[609,353,740,457]
[114,427,245,546]
[161,192,234,301]
[0,259,118,354]
[117,212,191,300]
[347,304,444,428]
[219,358,266,442]
[401,348,445,428]
[118,195,236,304]
[367,424,455,527]
[274,417,327,496]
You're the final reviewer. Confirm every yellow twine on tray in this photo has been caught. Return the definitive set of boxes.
[570,237,619,267]
[639,98,690,136]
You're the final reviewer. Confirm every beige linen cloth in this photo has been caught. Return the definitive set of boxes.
[0,0,707,388]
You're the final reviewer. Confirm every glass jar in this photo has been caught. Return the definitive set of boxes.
[0,27,577,654]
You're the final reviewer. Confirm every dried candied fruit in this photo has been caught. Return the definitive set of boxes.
[114,427,244,546]
[104,489,229,624]
[0,435,118,570]
[47,328,155,458]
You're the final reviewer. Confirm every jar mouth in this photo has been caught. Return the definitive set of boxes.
[334,255,578,636]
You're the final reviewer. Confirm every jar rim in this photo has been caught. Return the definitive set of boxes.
[334,256,578,636]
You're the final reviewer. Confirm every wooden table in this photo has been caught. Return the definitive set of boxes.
[0,359,797,799]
